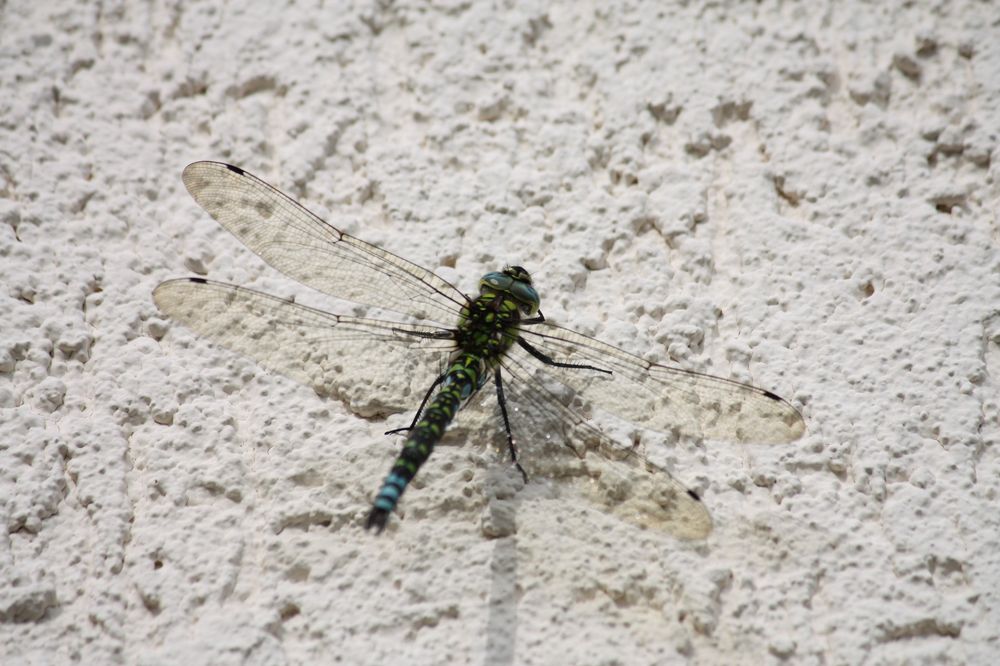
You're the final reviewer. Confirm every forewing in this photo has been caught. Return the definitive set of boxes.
[499,350,713,539]
[515,323,805,444]
[181,161,469,326]
[153,279,455,417]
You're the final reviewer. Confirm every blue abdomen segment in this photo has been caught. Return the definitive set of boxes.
[371,473,408,512]
[365,354,482,532]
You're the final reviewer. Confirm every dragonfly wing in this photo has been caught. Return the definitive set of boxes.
[181,161,469,326]
[514,323,805,444]
[499,350,712,539]
[153,278,456,417]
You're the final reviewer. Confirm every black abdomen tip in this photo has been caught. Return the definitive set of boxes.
[365,508,389,534]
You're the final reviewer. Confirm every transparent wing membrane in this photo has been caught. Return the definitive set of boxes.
[181,162,468,326]
[153,279,454,417]
[500,352,712,539]
[515,323,804,444]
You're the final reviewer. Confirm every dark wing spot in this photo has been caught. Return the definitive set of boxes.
[225,164,245,175]
[763,390,782,402]
[189,277,208,284]
[686,489,702,501]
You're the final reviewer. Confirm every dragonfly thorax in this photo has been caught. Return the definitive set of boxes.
[456,288,524,361]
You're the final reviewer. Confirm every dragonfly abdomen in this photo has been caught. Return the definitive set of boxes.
[366,352,487,532]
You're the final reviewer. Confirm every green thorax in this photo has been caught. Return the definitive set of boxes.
[455,266,540,361]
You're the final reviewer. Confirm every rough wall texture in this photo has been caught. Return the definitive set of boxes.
[1,1,998,665]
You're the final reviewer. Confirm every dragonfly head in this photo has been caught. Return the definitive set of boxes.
[479,266,540,316]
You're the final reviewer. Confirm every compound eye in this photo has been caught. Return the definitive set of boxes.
[509,281,539,315]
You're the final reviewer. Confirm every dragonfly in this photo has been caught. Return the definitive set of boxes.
[153,161,805,538]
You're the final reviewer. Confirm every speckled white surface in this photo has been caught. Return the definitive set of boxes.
[2,2,999,665]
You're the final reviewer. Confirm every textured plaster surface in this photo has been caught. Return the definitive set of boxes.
[2,2,999,665]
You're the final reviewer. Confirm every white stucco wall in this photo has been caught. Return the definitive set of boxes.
[1,2,998,664]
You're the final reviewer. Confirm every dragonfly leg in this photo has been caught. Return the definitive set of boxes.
[494,367,528,484]
[384,371,448,436]
[390,327,456,340]
[516,337,612,375]
[519,310,546,325]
